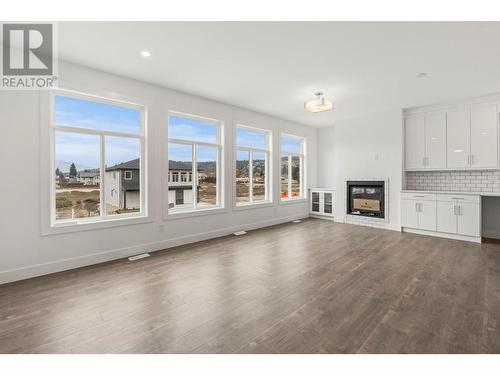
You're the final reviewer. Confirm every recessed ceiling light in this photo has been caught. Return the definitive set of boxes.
[416,72,428,79]
[304,92,334,113]
[140,50,151,58]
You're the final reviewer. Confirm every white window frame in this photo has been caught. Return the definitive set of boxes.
[280,133,306,202]
[234,124,272,207]
[124,171,133,180]
[166,111,224,216]
[47,89,147,230]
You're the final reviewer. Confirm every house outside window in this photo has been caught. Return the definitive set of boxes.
[235,125,272,206]
[51,90,146,225]
[280,134,306,200]
[167,112,223,213]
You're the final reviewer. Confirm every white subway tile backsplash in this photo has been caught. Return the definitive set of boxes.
[406,170,500,192]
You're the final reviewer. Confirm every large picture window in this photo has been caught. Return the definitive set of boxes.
[51,91,145,225]
[280,134,305,200]
[167,113,223,213]
[235,125,271,205]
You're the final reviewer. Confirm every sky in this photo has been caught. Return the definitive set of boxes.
[55,95,141,134]
[280,136,302,155]
[55,96,299,170]
[236,127,266,149]
[168,115,218,143]
[55,96,141,169]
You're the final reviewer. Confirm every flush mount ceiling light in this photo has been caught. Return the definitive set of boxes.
[140,50,151,58]
[304,92,334,113]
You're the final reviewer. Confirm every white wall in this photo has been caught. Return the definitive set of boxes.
[317,109,403,230]
[316,126,335,188]
[0,62,318,284]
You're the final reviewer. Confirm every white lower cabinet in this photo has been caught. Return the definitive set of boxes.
[457,202,480,237]
[402,192,481,241]
[437,195,480,237]
[436,201,457,234]
[401,193,436,231]
[309,189,334,218]
[401,199,418,228]
[418,200,437,231]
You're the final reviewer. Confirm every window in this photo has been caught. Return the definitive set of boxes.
[280,134,305,200]
[52,91,145,224]
[167,112,222,213]
[235,125,271,205]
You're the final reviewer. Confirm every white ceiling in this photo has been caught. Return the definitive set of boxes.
[59,22,500,127]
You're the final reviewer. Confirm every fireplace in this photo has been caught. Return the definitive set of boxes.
[346,180,385,218]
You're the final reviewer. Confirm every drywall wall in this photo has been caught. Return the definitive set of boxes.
[316,126,335,188]
[0,61,318,284]
[317,110,403,230]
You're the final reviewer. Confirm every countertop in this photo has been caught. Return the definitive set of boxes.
[401,190,500,197]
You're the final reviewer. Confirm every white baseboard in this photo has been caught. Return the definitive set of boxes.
[0,213,308,285]
[309,214,335,221]
[402,227,481,243]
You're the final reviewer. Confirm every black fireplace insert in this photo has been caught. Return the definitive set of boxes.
[346,181,385,218]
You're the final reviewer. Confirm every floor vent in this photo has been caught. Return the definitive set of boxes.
[292,220,302,223]
[233,231,247,236]
[128,253,150,261]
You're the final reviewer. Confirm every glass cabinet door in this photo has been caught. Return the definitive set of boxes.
[323,192,333,214]
[312,192,320,212]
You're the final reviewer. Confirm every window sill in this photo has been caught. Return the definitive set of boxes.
[233,201,274,211]
[164,206,228,220]
[279,197,308,205]
[42,214,152,236]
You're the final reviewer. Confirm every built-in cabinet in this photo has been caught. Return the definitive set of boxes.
[405,102,499,171]
[401,192,481,240]
[401,193,437,231]
[309,188,334,218]
[405,112,447,169]
[436,194,480,237]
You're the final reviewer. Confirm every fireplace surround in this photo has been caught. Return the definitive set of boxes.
[346,180,385,218]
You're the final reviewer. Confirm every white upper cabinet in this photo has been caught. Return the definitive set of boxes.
[470,103,498,169]
[446,108,470,169]
[425,112,447,169]
[405,98,500,171]
[405,113,446,170]
[405,115,425,170]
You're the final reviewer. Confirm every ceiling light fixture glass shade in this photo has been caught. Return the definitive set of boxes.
[304,92,334,113]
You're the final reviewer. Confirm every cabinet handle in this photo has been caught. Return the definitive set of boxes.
[467,155,470,165]
[471,155,474,165]
[451,197,465,200]
[458,206,462,216]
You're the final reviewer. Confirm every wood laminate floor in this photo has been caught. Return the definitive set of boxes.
[1,218,499,353]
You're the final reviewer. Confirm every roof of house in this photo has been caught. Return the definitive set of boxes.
[169,160,207,171]
[106,158,140,171]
